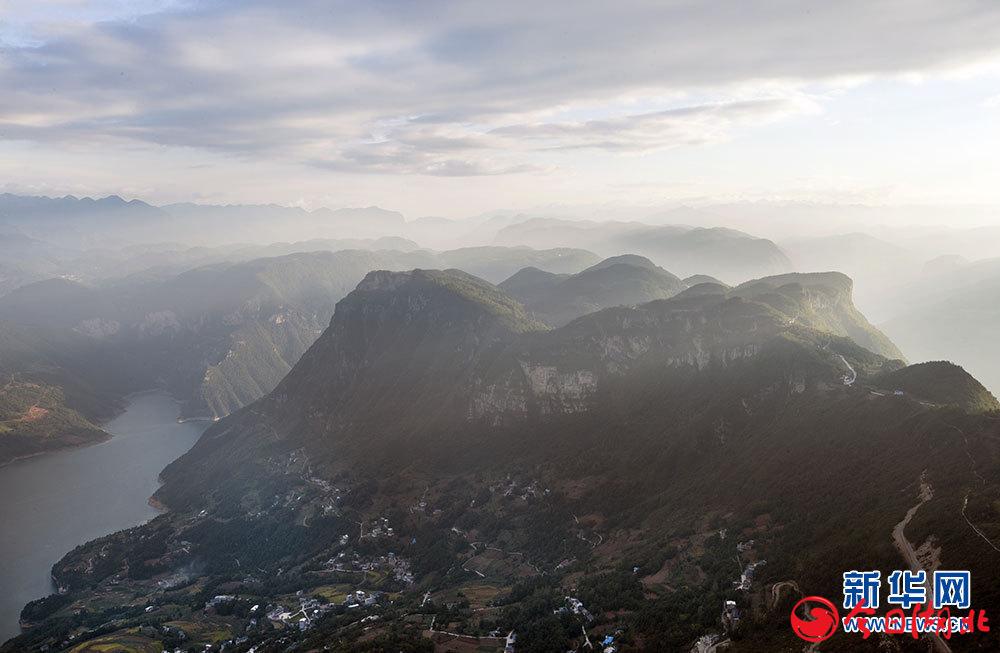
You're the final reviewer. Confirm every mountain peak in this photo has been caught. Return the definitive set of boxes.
[736,271,854,297]
[875,361,1000,412]
[582,254,660,273]
[683,273,726,287]
[353,268,545,333]
[726,271,902,360]
[500,255,685,327]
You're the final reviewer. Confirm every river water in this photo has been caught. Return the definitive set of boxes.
[0,391,209,642]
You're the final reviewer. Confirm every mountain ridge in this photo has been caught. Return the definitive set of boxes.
[12,265,1000,653]
[500,255,687,327]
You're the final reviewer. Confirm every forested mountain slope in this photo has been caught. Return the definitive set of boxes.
[10,268,1000,653]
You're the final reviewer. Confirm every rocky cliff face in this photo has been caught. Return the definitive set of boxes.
[155,268,903,509]
[731,271,904,360]
[464,287,881,424]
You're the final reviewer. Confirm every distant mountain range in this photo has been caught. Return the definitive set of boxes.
[1,194,797,291]
[494,218,792,283]
[0,193,407,248]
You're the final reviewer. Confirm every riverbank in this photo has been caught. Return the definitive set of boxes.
[0,428,112,469]
[0,391,210,642]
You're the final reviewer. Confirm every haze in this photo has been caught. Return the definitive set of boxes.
[2,0,1000,220]
[7,4,1000,653]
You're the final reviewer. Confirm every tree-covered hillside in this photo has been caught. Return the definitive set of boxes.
[15,266,999,653]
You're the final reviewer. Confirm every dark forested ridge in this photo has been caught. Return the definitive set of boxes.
[11,265,1000,652]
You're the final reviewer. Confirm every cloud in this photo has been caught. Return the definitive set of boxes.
[490,99,813,152]
[309,142,542,177]
[2,0,1000,176]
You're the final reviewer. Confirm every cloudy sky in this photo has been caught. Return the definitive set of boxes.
[3,0,1000,217]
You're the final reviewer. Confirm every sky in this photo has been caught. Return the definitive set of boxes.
[2,0,1000,219]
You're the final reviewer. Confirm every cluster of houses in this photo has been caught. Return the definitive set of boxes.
[342,589,381,609]
[265,590,353,631]
[556,596,594,622]
[722,599,741,631]
[734,560,765,592]
[362,516,395,539]
[489,477,550,501]
[205,594,237,609]
[733,539,764,592]
[324,550,415,585]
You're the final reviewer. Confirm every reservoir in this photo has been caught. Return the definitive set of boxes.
[0,392,209,642]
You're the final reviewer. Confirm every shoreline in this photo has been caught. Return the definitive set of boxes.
[0,391,150,469]
[0,429,114,470]
[1,390,207,644]
[0,389,214,469]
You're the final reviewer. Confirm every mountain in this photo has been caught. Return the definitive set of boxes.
[0,194,161,224]
[683,273,725,286]
[0,378,107,466]
[435,246,600,282]
[731,272,904,360]
[0,231,77,296]
[500,255,686,326]
[0,322,124,464]
[494,218,791,283]
[0,279,112,329]
[0,247,598,419]
[873,361,1000,412]
[495,267,569,306]
[0,251,440,418]
[12,267,1000,653]
[161,203,408,244]
[0,194,167,248]
[0,194,412,248]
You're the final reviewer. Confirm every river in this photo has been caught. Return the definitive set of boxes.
[0,391,209,642]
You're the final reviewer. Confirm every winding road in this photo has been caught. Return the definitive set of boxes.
[892,472,952,653]
[836,354,856,386]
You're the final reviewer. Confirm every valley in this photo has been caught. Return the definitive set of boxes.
[3,259,998,652]
[8,5,1000,650]
[2,202,1000,653]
